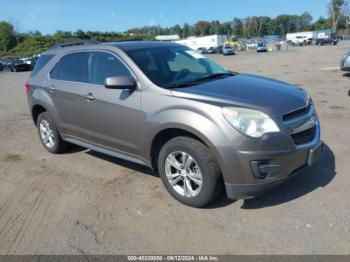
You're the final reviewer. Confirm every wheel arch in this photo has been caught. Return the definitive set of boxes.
[31,104,47,125]
[150,126,219,171]
[30,87,62,130]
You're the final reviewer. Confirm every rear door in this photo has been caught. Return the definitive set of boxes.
[48,52,91,139]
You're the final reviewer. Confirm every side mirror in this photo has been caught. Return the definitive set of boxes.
[105,76,137,90]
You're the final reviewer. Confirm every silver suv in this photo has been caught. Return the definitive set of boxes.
[27,41,322,207]
[222,45,235,55]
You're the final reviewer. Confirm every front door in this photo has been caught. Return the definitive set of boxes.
[79,51,143,156]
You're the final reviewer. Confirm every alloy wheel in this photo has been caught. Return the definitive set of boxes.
[164,151,203,198]
[39,119,55,148]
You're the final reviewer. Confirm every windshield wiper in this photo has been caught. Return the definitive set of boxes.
[190,73,234,83]
[164,73,234,89]
[163,82,201,88]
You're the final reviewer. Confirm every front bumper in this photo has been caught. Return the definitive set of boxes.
[216,106,322,200]
[225,140,323,199]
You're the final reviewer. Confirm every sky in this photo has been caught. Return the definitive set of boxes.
[0,0,330,34]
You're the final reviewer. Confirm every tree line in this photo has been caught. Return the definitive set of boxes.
[0,0,349,58]
[129,13,327,39]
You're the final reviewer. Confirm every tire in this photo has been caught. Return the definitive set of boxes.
[158,136,222,207]
[37,111,68,154]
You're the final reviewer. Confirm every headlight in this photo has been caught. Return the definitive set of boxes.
[306,93,312,105]
[222,107,280,138]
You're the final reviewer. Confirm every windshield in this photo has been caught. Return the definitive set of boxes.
[126,45,229,88]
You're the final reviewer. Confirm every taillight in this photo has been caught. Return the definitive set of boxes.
[25,80,30,95]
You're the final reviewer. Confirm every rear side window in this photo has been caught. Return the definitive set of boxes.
[89,52,132,85]
[30,55,54,77]
[50,52,89,83]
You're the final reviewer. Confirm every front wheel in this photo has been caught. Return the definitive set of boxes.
[158,137,222,207]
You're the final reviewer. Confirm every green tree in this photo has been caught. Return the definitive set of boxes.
[220,22,232,36]
[242,17,253,37]
[172,24,182,36]
[329,0,345,30]
[0,21,16,54]
[182,23,190,38]
[298,12,313,31]
[195,20,210,36]
[232,18,244,36]
[74,29,87,39]
[314,16,333,30]
[209,20,221,35]
[275,14,294,36]
[249,16,272,37]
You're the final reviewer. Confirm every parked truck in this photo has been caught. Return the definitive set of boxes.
[286,32,313,46]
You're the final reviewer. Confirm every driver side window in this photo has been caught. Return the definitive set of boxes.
[89,52,133,85]
[168,52,207,74]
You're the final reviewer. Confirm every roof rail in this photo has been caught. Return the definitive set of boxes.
[49,39,99,50]
[102,39,147,44]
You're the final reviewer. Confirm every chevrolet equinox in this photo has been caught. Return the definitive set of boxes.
[27,41,322,207]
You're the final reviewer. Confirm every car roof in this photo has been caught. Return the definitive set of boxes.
[106,40,180,51]
[42,40,181,55]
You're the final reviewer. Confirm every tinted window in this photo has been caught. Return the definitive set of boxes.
[89,52,132,85]
[168,52,206,73]
[13,60,22,65]
[50,52,89,83]
[30,55,54,77]
[127,46,227,87]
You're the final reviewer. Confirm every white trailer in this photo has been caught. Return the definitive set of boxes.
[175,35,228,50]
[313,30,333,39]
[156,35,180,41]
[286,32,313,45]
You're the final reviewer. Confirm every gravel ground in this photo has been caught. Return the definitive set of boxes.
[0,41,349,255]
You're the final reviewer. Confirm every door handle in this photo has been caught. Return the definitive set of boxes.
[49,85,56,93]
[83,93,95,101]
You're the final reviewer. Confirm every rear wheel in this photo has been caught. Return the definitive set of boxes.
[37,112,68,154]
[158,136,222,207]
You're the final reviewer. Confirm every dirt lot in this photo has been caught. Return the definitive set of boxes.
[0,42,350,255]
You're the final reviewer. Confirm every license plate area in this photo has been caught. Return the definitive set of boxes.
[307,142,323,166]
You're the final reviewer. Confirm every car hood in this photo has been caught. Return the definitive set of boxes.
[171,73,308,119]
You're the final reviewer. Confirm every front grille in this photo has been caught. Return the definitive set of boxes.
[283,103,311,121]
[291,126,316,145]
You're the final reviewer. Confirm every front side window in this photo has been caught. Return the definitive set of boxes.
[89,52,132,85]
[50,52,89,83]
[126,45,228,88]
